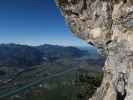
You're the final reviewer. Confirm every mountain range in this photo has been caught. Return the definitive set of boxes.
[0,43,98,68]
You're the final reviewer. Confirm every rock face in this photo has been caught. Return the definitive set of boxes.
[55,0,133,100]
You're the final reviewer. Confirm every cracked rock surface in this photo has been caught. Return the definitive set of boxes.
[55,0,133,100]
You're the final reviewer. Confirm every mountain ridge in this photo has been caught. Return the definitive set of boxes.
[0,43,99,68]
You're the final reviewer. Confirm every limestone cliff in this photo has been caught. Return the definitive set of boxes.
[55,0,133,100]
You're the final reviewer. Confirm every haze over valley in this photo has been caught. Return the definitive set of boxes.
[0,43,104,100]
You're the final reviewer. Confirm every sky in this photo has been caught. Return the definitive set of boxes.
[0,0,88,46]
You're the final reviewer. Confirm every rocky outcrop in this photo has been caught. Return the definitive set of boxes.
[55,0,133,100]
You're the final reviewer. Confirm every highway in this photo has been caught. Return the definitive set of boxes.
[0,67,79,99]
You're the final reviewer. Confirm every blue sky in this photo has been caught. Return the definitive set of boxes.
[0,0,88,46]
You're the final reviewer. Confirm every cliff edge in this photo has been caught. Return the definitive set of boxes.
[55,0,133,100]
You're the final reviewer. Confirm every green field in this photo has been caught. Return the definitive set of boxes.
[2,68,103,100]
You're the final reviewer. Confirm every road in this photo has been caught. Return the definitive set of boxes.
[0,67,79,98]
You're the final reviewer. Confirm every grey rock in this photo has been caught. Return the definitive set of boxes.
[55,0,133,100]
